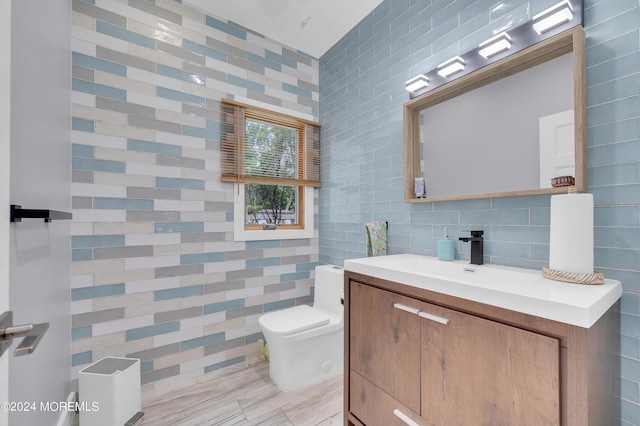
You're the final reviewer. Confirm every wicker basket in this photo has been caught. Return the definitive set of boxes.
[551,176,575,187]
[542,266,604,285]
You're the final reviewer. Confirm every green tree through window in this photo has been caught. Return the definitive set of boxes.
[244,119,299,226]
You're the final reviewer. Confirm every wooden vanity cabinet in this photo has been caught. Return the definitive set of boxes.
[344,272,620,426]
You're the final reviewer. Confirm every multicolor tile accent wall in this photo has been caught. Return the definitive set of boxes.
[319,0,640,424]
[70,0,319,390]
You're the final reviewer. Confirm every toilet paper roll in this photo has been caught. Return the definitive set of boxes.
[549,193,594,274]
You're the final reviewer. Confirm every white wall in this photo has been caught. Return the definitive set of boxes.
[0,1,12,422]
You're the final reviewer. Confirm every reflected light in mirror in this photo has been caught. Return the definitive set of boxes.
[532,0,573,34]
[405,74,429,92]
[437,56,465,78]
[478,32,512,59]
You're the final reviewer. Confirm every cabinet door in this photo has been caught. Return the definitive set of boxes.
[420,302,560,426]
[350,282,421,412]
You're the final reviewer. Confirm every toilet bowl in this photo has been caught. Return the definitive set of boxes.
[258,265,344,391]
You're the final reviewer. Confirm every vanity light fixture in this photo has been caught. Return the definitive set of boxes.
[478,32,512,59]
[405,74,429,92]
[437,56,465,78]
[532,0,573,34]
[405,0,582,99]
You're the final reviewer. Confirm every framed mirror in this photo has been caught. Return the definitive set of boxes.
[404,26,586,202]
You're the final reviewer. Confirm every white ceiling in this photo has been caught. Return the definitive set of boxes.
[184,0,384,58]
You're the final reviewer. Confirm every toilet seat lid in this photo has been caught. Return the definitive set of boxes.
[260,305,330,336]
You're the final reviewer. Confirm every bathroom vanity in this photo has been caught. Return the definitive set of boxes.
[343,254,621,426]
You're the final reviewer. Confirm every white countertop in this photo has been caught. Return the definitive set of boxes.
[344,254,622,328]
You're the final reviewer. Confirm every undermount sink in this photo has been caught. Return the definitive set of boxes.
[344,254,621,328]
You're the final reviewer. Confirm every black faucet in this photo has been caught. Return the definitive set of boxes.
[459,230,484,265]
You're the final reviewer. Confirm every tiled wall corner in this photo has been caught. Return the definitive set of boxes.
[70,0,319,390]
[319,0,640,424]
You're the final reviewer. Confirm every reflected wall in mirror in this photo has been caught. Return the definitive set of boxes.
[421,53,573,198]
[404,26,586,202]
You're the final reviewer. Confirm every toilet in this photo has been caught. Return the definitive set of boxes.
[258,264,344,391]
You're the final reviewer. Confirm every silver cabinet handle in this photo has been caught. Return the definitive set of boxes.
[0,311,49,357]
[418,310,449,325]
[393,409,420,426]
[394,303,449,325]
[393,303,420,315]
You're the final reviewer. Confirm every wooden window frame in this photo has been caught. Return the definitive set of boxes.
[221,99,320,241]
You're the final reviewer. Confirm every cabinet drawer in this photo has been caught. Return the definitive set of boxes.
[350,370,427,426]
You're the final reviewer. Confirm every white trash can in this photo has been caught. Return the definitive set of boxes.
[78,356,143,426]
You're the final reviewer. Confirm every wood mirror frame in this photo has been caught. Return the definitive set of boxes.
[403,26,586,203]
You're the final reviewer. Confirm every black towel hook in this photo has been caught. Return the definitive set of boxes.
[10,205,72,223]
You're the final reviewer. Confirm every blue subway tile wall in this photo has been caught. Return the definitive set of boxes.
[156,86,205,106]
[72,326,92,341]
[71,283,125,301]
[71,144,95,158]
[154,285,203,301]
[180,332,225,351]
[71,351,92,367]
[72,234,125,248]
[72,157,125,173]
[72,249,93,262]
[182,39,227,62]
[127,138,181,156]
[264,299,296,312]
[72,78,126,101]
[71,117,95,132]
[319,0,640,423]
[204,299,245,315]
[156,177,204,190]
[96,20,157,49]
[126,322,180,341]
[204,355,245,373]
[71,0,319,388]
[93,197,153,210]
[205,15,247,40]
[72,51,127,76]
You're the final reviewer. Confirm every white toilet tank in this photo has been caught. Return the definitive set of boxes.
[313,265,344,320]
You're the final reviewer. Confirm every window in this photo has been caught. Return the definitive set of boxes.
[220,99,320,241]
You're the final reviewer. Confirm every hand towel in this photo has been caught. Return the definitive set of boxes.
[365,221,388,257]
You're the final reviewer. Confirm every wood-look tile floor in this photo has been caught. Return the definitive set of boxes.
[139,359,343,425]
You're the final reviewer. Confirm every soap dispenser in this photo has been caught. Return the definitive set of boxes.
[437,227,455,261]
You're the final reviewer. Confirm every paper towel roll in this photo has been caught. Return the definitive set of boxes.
[549,193,594,274]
